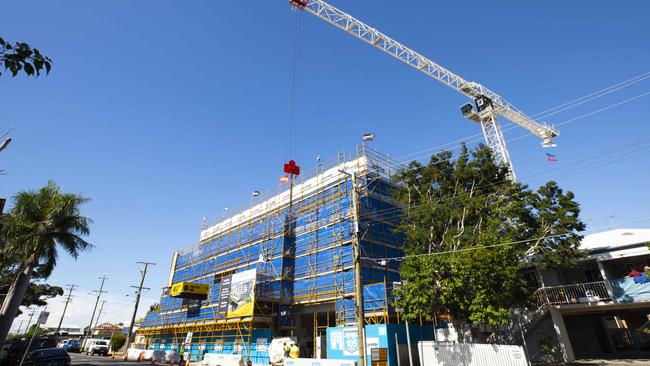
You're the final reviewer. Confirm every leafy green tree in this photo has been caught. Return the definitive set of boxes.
[0,181,92,342]
[25,323,46,337]
[0,37,51,77]
[0,280,63,317]
[110,333,127,352]
[1,255,64,318]
[392,145,585,327]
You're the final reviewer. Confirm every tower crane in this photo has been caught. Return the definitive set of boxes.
[288,0,559,180]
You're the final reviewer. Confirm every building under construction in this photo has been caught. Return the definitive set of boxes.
[137,147,433,366]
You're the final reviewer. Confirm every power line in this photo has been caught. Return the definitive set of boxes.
[206,82,648,232]
[93,300,108,329]
[397,88,650,166]
[362,217,650,263]
[395,72,650,161]
[530,71,650,119]
[361,147,650,225]
[554,90,650,127]
[491,90,650,150]
[354,138,650,231]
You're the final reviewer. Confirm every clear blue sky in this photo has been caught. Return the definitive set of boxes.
[2,0,649,328]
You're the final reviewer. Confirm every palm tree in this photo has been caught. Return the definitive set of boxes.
[0,180,92,342]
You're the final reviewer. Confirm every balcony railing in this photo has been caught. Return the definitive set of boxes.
[534,281,611,307]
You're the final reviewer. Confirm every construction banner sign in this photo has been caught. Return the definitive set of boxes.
[170,282,209,300]
[227,269,257,318]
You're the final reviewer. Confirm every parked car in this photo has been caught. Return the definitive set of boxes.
[62,340,80,353]
[0,337,60,366]
[85,340,109,356]
[22,348,70,366]
[0,340,24,366]
[55,340,68,349]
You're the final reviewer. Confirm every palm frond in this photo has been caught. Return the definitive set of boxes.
[2,180,92,279]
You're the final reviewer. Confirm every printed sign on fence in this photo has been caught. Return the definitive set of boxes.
[342,329,359,356]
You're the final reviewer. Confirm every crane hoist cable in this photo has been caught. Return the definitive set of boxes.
[287,8,304,160]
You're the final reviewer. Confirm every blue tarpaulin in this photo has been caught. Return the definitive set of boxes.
[610,277,650,303]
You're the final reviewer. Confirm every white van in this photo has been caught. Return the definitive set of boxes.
[85,339,110,356]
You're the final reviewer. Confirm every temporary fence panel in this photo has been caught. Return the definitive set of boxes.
[327,324,434,366]
[287,358,356,366]
[200,353,244,366]
[125,349,165,361]
[418,341,528,366]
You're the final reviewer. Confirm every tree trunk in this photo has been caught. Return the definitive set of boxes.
[0,257,36,343]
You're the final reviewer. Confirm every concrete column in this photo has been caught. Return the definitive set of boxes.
[597,259,625,328]
[596,260,615,301]
[549,307,575,363]
[602,319,618,355]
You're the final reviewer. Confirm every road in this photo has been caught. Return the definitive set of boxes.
[69,353,158,366]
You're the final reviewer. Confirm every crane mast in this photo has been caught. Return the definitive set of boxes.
[288,0,560,180]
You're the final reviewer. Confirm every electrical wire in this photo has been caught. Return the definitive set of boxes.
[395,71,650,162]
[498,90,650,150]
[361,216,650,263]
[392,89,650,168]
[356,137,650,224]
[555,90,650,128]
[529,72,650,120]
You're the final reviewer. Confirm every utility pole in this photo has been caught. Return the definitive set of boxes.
[15,319,26,335]
[340,169,366,366]
[125,262,155,351]
[56,284,77,335]
[404,318,413,366]
[93,300,107,328]
[84,276,108,348]
[393,282,413,366]
[24,308,36,336]
[19,306,48,366]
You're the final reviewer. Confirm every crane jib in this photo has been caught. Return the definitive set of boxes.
[286,0,560,180]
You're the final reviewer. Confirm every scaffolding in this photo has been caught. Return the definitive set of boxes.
[138,146,405,362]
